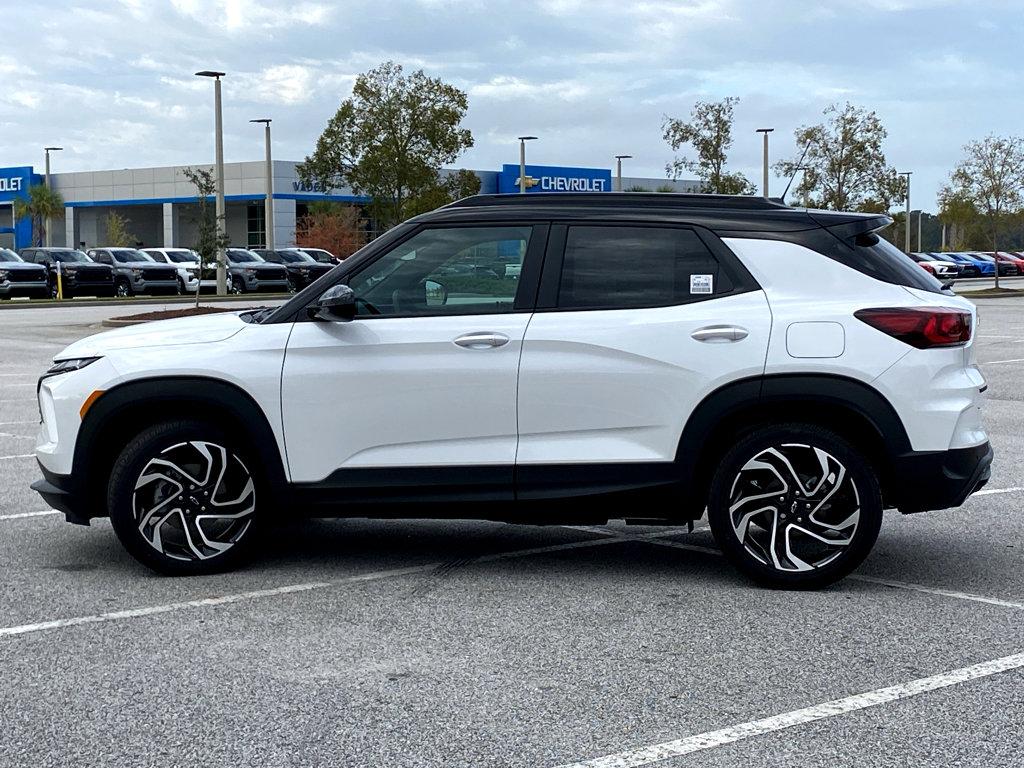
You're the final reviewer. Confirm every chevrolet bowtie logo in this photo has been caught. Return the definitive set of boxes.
[514,175,540,189]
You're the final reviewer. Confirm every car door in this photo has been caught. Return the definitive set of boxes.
[281,223,547,499]
[516,223,772,492]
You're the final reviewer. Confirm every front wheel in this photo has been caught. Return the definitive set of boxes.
[108,420,263,575]
[115,279,133,298]
[707,424,882,589]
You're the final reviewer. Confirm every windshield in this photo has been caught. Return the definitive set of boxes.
[0,249,23,262]
[110,249,154,263]
[51,250,92,263]
[166,250,199,263]
[226,249,262,263]
[280,250,316,263]
[302,249,333,262]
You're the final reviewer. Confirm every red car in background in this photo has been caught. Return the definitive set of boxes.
[995,252,1024,274]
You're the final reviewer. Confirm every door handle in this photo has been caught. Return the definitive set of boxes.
[691,325,749,343]
[453,332,510,349]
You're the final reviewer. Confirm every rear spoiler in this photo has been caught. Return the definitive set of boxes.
[809,210,893,240]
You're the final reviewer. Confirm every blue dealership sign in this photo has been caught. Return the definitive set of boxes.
[0,166,42,248]
[498,164,612,194]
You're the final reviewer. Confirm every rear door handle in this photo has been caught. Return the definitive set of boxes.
[453,332,510,349]
[691,325,749,343]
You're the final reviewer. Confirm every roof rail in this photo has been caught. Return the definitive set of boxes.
[446,192,792,211]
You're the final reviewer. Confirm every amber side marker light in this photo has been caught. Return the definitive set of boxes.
[80,390,105,420]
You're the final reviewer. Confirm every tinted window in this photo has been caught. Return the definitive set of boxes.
[49,250,91,263]
[347,226,531,317]
[853,233,946,293]
[280,249,315,263]
[0,249,22,262]
[226,249,261,263]
[557,226,728,310]
[110,249,154,263]
[165,250,198,263]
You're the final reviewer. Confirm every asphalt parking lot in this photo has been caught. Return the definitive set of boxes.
[0,297,1022,767]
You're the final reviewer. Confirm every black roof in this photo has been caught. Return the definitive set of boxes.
[431,192,890,234]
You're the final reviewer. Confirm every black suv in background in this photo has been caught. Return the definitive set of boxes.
[0,248,49,299]
[87,248,180,297]
[254,248,333,290]
[19,247,115,298]
[225,248,290,294]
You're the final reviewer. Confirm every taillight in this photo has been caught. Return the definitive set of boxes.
[920,263,936,275]
[854,307,972,349]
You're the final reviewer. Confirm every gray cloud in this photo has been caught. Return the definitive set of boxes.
[3,0,1022,210]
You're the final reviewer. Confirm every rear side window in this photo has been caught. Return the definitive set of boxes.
[556,226,731,310]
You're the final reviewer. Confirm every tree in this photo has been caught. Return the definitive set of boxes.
[298,61,474,229]
[12,184,64,247]
[662,97,755,195]
[937,186,981,252]
[946,135,1024,288]
[403,168,481,219]
[775,103,905,213]
[104,212,136,247]
[183,167,229,306]
[296,203,368,260]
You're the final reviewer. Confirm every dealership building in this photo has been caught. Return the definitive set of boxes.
[0,161,699,251]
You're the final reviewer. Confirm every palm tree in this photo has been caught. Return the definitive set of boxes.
[13,184,65,246]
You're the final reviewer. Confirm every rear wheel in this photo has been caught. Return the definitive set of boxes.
[108,420,262,575]
[707,424,882,589]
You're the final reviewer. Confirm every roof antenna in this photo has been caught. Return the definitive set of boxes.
[781,139,812,203]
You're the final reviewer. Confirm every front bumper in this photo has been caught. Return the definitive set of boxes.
[31,462,92,525]
[889,441,993,514]
[131,278,180,295]
[0,279,48,296]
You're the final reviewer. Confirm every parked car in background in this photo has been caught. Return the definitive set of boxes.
[225,247,290,293]
[991,252,1024,274]
[0,248,49,299]
[141,248,205,293]
[297,247,341,265]
[20,247,115,298]
[942,252,994,276]
[930,253,981,278]
[253,248,334,291]
[969,252,1018,276]
[87,248,180,297]
[908,253,958,279]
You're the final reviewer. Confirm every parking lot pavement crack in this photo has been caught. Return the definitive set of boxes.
[560,650,1024,767]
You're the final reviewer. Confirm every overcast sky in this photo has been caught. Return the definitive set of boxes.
[3,0,1022,211]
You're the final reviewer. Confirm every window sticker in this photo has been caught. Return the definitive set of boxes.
[690,274,713,294]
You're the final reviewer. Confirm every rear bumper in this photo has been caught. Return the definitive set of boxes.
[888,441,993,514]
[30,462,92,525]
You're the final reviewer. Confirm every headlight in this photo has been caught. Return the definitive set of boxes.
[131,268,143,278]
[244,268,257,276]
[40,357,101,381]
[63,267,77,276]
[0,270,8,281]
[298,268,310,276]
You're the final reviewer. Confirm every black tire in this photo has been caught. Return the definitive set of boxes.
[115,279,133,298]
[108,419,263,575]
[707,423,882,589]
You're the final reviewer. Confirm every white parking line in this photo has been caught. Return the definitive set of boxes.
[0,527,689,640]
[0,509,59,521]
[0,431,33,439]
[0,454,33,461]
[973,486,1024,496]
[563,651,1024,767]
[0,421,36,426]
[982,358,1024,365]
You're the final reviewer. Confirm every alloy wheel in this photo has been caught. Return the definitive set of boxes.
[132,440,256,562]
[727,443,860,572]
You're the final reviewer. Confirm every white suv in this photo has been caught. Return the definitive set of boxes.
[31,194,991,587]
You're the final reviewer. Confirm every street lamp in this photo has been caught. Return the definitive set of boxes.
[899,171,912,254]
[755,128,774,198]
[196,70,227,294]
[250,119,273,250]
[43,147,62,247]
[614,155,632,192]
[517,136,537,194]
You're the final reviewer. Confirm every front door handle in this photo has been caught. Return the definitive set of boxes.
[691,325,749,343]
[453,332,510,349]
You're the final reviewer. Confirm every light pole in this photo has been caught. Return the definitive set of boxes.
[43,147,62,247]
[250,119,273,250]
[614,155,632,192]
[196,70,227,294]
[517,136,537,194]
[755,128,774,198]
[917,209,922,253]
[899,171,912,254]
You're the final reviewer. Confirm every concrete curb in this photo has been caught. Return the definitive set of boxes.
[100,318,149,327]
[0,293,291,310]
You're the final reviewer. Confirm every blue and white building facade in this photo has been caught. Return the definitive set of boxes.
[0,161,699,251]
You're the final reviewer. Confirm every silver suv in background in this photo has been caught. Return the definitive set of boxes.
[88,248,180,297]
[225,248,290,293]
[0,248,49,299]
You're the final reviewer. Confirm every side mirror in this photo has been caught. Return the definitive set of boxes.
[424,279,448,307]
[309,284,357,322]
